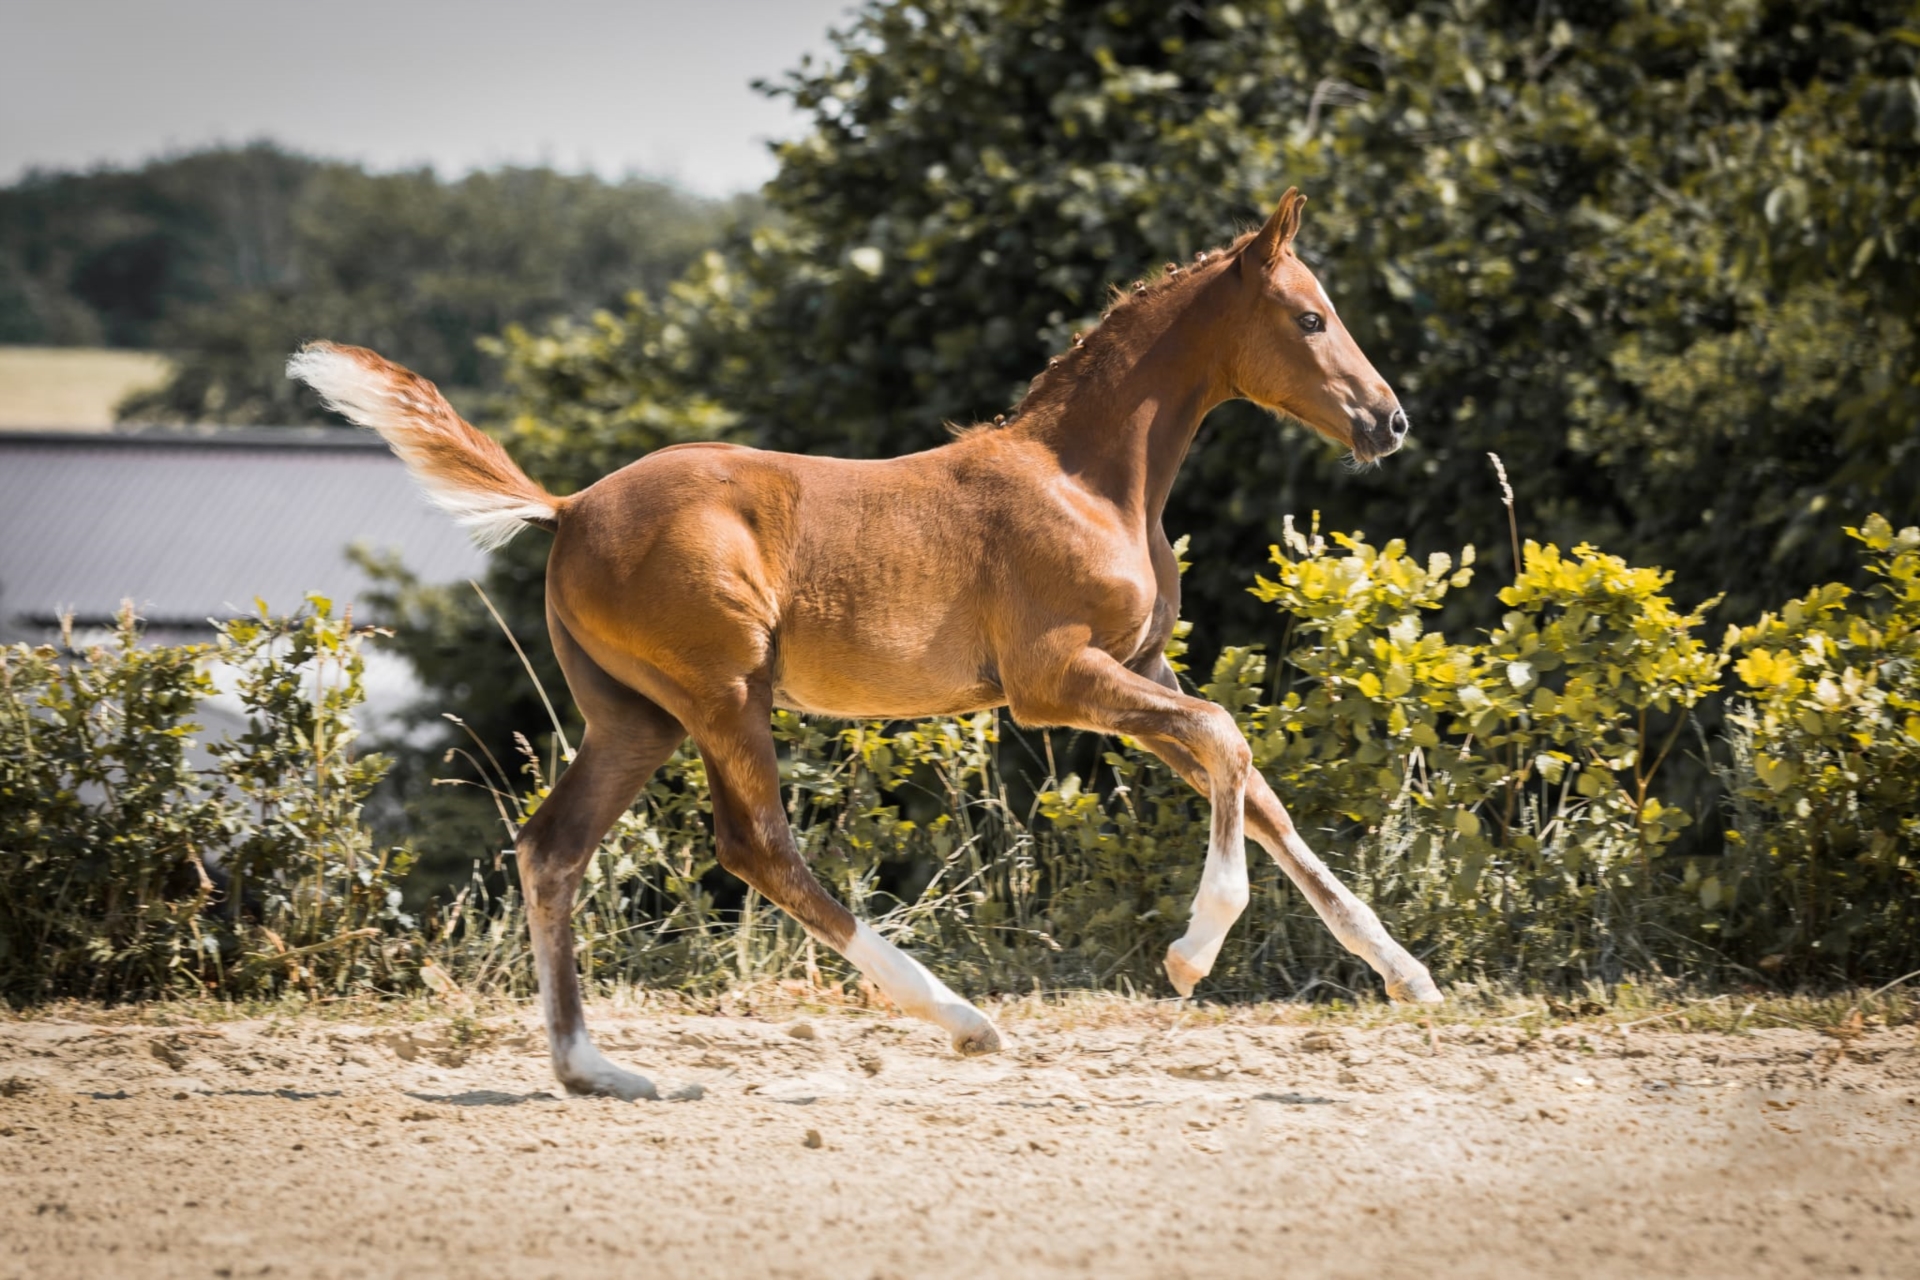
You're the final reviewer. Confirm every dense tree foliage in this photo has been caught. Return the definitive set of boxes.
[0,144,743,421]
[669,0,1917,633]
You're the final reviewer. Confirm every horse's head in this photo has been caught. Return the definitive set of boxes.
[1222,188,1407,464]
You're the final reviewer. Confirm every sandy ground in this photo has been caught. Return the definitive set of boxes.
[2,999,1917,1279]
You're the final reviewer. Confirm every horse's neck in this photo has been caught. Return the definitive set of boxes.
[1018,279,1229,525]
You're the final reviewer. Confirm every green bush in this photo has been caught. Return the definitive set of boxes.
[1,609,228,1000]
[0,602,412,1003]
[7,521,1919,1006]
[423,520,1875,1000]
[1721,515,1920,977]
[1237,521,1727,982]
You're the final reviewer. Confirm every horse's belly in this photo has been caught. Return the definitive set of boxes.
[771,682,1007,719]
[771,634,1003,719]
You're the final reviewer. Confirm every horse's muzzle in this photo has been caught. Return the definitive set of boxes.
[1352,407,1409,463]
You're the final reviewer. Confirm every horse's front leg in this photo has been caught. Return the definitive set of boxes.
[1161,728,1251,998]
[1008,647,1254,998]
[1130,654,1442,1003]
[1162,788,1252,996]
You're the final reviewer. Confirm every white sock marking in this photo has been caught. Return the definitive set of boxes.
[843,921,997,1047]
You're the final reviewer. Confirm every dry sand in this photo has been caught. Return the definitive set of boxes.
[2,999,1916,1279]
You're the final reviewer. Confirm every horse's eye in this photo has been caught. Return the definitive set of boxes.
[1297,312,1324,334]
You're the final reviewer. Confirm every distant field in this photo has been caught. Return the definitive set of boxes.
[0,346,174,429]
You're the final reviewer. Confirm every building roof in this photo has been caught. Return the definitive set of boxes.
[0,426,490,638]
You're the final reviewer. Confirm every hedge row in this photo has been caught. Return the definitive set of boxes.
[3,518,1914,1004]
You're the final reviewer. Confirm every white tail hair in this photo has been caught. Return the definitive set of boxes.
[287,342,559,550]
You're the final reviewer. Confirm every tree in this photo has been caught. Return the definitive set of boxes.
[0,144,315,347]
[655,0,1919,635]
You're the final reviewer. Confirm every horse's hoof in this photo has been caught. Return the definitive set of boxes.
[563,1066,659,1102]
[1164,945,1203,998]
[1385,969,1444,1005]
[952,1018,1003,1057]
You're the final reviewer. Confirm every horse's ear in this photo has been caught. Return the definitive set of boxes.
[1249,187,1307,266]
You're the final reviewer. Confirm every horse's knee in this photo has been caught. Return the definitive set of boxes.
[1223,731,1251,782]
[1194,705,1250,785]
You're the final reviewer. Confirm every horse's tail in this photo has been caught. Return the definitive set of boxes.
[286,341,559,550]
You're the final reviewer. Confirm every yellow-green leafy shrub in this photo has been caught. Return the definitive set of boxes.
[10,521,1920,1006]
[1722,515,1920,976]
[513,521,1738,999]
[1235,522,1726,982]
[0,603,412,1003]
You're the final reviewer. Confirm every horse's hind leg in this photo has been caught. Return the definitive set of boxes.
[517,623,686,1099]
[693,684,1002,1056]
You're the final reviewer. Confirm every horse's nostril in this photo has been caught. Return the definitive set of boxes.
[1388,409,1409,439]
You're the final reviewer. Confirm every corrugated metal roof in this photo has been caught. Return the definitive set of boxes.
[0,427,490,638]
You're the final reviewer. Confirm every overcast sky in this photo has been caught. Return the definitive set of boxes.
[2,0,859,196]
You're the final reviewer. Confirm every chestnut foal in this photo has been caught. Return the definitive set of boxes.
[291,188,1441,1101]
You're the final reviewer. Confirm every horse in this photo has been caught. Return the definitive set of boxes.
[289,188,1442,1102]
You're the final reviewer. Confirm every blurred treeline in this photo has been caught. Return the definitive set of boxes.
[0,143,750,420]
